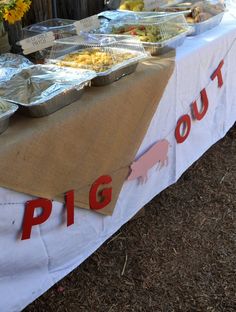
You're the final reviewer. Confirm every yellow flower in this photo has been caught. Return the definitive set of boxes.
[16,0,28,14]
[2,0,31,23]
[3,9,18,24]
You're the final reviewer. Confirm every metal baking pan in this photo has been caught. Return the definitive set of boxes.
[0,101,18,134]
[0,65,96,117]
[17,88,84,117]
[92,62,138,86]
[188,12,224,36]
[50,43,148,86]
[143,30,188,55]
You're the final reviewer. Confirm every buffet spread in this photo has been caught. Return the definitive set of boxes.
[0,0,231,216]
[1,0,236,310]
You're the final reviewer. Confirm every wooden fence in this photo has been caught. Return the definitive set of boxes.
[7,0,105,52]
[24,0,53,25]
[23,0,105,25]
[56,0,105,20]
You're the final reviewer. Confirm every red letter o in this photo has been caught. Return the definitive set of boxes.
[175,114,191,144]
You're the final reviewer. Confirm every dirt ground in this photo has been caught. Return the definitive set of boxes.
[24,125,236,312]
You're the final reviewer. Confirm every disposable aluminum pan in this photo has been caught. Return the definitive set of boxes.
[0,65,96,117]
[51,44,149,86]
[91,45,148,85]
[0,101,18,134]
[17,88,84,117]
[0,53,33,84]
[92,61,138,86]
[188,12,224,36]
[143,30,189,56]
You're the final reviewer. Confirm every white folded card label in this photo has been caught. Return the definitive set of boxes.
[144,0,158,10]
[19,31,55,55]
[74,15,100,34]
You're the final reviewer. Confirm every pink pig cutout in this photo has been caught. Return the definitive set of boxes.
[127,139,170,184]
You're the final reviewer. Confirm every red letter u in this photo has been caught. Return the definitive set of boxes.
[192,88,209,121]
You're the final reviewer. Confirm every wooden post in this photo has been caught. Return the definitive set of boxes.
[23,0,53,25]
[56,0,105,20]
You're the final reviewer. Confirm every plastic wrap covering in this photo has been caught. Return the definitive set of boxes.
[99,14,190,54]
[21,18,77,61]
[48,34,150,85]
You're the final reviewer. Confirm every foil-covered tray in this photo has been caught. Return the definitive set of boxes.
[188,12,224,36]
[0,99,18,134]
[0,65,96,117]
[0,53,33,84]
[17,88,85,117]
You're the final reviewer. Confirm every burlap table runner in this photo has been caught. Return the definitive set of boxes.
[0,55,175,215]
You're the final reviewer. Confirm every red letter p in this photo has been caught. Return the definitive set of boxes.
[22,198,52,240]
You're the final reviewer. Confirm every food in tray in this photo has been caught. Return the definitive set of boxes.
[119,0,144,11]
[154,7,190,12]
[154,1,224,24]
[118,0,181,11]
[111,24,185,42]
[185,2,224,23]
[57,48,136,72]
[118,0,224,22]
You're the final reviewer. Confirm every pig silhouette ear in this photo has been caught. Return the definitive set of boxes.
[130,162,135,170]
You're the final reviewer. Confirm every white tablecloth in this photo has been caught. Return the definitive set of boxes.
[1,13,236,312]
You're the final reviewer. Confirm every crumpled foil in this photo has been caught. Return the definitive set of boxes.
[0,97,18,119]
[0,64,96,106]
[0,53,33,84]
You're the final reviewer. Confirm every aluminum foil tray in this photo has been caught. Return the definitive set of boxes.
[97,15,189,56]
[143,30,188,55]
[0,100,18,134]
[0,65,96,117]
[0,53,33,84]
[92,62,138,86]
[17,88,84,117]
[189,12,224,36]
[51,45,148,86]
[92,48,144,86]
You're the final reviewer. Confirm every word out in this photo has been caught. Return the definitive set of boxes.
[175,60,224,143]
